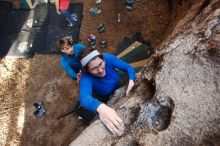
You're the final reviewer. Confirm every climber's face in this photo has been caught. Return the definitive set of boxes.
[88,57,106,77]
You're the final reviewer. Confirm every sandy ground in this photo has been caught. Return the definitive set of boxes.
[0,0,171,145]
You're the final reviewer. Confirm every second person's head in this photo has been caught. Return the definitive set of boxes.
[78,48,106,77]
[57,38,74,55]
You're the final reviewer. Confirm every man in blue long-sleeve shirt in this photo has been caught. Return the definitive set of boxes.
[57,37,86,80]
[78,48,136,136]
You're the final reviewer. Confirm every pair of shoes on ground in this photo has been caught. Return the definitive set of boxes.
[97,23,105,33]
[88,34,97,48]
[89,40,108,49]
[99,41,108,48]
[88,34,107,49]
[90,7,101,15]
[125,0,135,10]
[33,101,46,118]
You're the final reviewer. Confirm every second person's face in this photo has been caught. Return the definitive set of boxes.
[62,44,74,55]
[88,57,106,77]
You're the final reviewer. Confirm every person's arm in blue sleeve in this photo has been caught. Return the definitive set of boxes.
[80,73,126,136]
[61,59,77,80]
[106,53,136,80]
[74,44,86,56]
[106,53,136,96]
[77,44,86,49]
[79,74,103,113]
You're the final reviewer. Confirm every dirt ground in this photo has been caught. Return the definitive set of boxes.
[0,0,172,145]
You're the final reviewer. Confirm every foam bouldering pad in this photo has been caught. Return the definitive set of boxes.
[0,27,49,58]
[0,1,11,32]
[29,27,48,53]
[115,36,131,55]
[0,3,49,32]
[0,31,33,58]
[115,33,154,72]
[49,3,83,27]
[117,41,153,72]
[21,10,35,31]
[0,2,83,57]
[2,9,30,33]
[45,26,80,53]
[0,33,18,58]
[130,60,149,72]
[21,4,49,31]
[117,41,153,63]
[48,4,61,26]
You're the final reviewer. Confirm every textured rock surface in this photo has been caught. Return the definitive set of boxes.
[138,0,220,145]
[70,0,220,145]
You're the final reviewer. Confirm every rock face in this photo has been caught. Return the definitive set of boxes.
[70,0,220,145]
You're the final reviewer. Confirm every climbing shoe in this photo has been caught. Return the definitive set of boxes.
[126,5,135,10]
[88,34,96,42]
[33,101,46,118]
[88,34,96,48]
[99,41,108,48]
[90,8,101,15]
[125,0,135,10]
[90,40,97,49]
[97,23,105,33]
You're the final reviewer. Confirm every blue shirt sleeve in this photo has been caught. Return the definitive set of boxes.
[61,58,77,80]
[74,44,86,57]
[79,74,103,113]
[106,53,136,80]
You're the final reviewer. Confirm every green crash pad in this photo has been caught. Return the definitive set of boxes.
[117,41,153,72]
